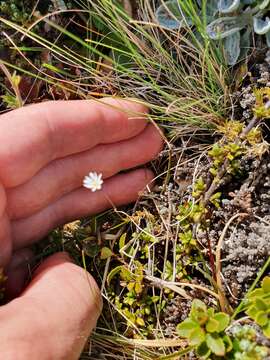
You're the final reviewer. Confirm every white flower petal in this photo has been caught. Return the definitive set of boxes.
[83,172,103,192]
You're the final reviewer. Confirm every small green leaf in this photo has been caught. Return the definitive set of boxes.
[120,267,133,281]
[218,0,240,14]
[255,298,268,311]
[197,341,211,357]
[223,31,241,65]
[135,281,143,294]
[127,282,135,292]
[83,242,99,258]
[206,318,220,333]
[119,233,127,251]
[263,321,270,338]
[249,288,265,299]
[207,16,247,40]
[100,246,113,260]
[189,327,206,346]
[254,16,270,35]
[212,312,230,332]
[151,295,160,303]
[107,265,124,285]
[262,276,270,293]
[223,334,233,353]
[206,333,226,356]
[191,299,207,313]
[191,299,208,325]
[246,305,258,319]
[210,192,222,200]
[210,167,217,176]
[136,317,145,326]
[155,0,192,29]
[239,28,251,61]
[177,319,199,338]
[255,311,268,327]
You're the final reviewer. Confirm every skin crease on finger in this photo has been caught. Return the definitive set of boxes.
[6,124,163,220]
[0,99,149,189]
[11,168,155,250]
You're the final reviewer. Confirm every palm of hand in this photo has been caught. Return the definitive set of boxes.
[0,99,162,360]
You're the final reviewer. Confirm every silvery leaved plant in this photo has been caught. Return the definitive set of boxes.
[156,0,270,65]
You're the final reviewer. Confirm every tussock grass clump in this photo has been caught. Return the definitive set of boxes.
[1,0,229,132]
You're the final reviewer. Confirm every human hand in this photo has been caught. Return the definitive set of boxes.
[0,98,163,359]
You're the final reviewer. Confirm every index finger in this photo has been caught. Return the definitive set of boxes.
[0,98,149,188]
[0,252,101,359]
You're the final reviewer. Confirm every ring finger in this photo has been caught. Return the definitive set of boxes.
[11,168,154,250]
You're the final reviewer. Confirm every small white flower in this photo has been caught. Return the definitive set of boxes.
[83,172,103,192]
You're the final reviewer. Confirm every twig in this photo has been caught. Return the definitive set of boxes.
[145,275,219,299]
[129,338,187,348]
[240,116,260,138]
[206,230,216,281]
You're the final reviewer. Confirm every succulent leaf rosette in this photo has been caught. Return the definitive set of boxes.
[156,0,270,65]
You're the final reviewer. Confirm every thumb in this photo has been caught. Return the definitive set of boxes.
[0,252,102,360]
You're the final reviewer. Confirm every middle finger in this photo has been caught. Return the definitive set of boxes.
[7,124,163,220]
